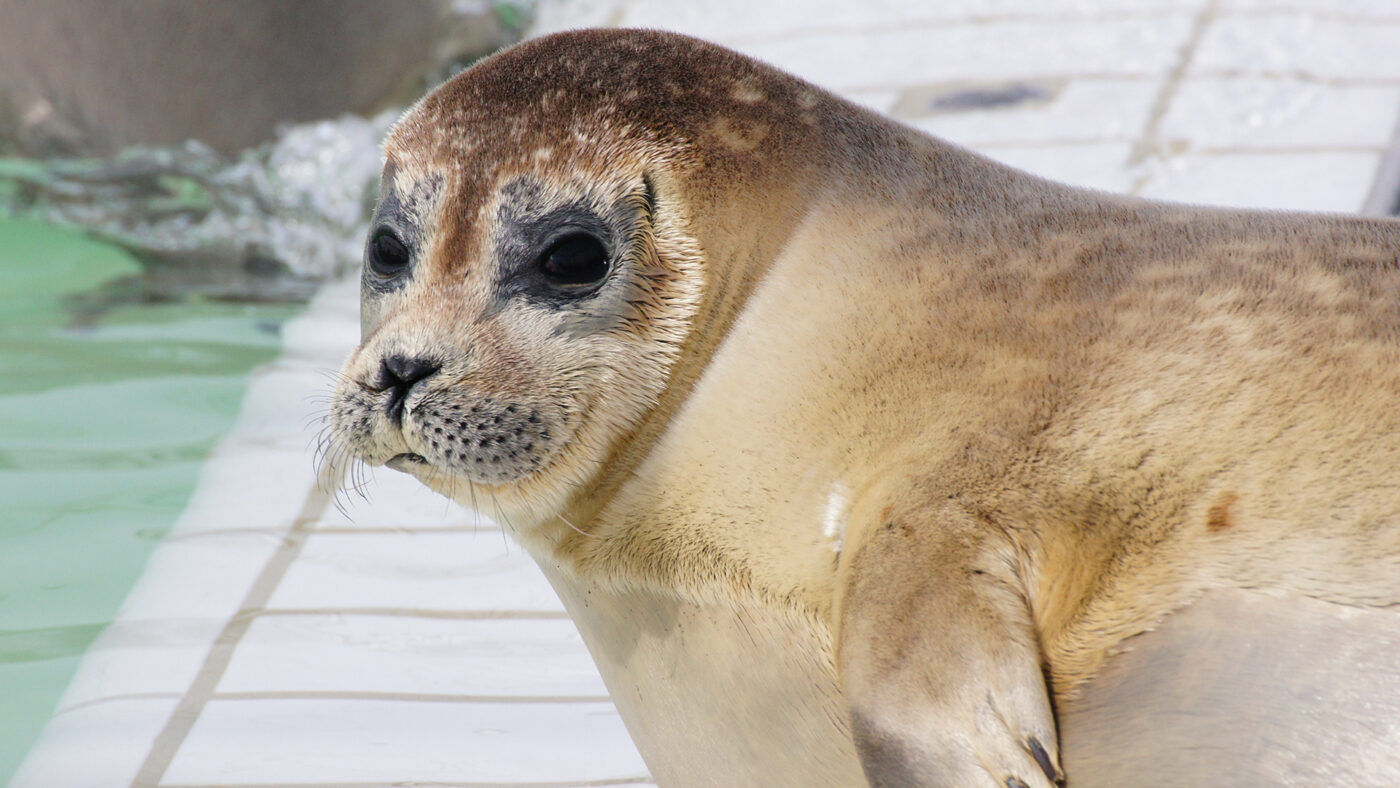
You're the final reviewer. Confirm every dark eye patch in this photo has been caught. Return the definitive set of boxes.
[493,201,618,306]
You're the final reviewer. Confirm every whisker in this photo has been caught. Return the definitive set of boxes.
[351,459,373,501]
[466,478,483,524]
[491,491,518,542]
[316,367,354,385]
[556,510,599,539]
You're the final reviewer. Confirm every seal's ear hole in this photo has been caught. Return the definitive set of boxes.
[367,227,411,278]
[538,233,610,289]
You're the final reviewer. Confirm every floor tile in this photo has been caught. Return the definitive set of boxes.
[10,697,179,788]
[617,0,1208,43]
[164,446,315,536]
[52,618,222,714]
[1192,16,1400,81]
[267,531,563,613]
[1159,78,1400,150]
[162,699,648,785]
[312,465,491,531]
[226,364,340,453]
[1135,150,1381,211]
[113,531,286,622]
[743,18,1194,91]
[1224,0,1400,17]
[905,78,1160,146]
[217,614,605,697]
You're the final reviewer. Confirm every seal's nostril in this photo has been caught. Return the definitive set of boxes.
[382,355,440,387]
[378,355,440,423]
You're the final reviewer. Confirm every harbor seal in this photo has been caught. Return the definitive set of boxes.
[325,28,1400,787]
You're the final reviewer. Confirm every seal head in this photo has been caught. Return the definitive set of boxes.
[327,29,843,527]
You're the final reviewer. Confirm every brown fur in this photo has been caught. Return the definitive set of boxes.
[327,29,1400,787]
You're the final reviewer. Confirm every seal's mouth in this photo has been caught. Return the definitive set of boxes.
[385,452,428,472]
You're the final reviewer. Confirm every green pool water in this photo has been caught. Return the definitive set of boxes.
[0,218,299,781]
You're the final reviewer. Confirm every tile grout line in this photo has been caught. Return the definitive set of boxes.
[130,483,332,788]
[302,524,502,535]
[253,606,570,619]
[1127,0,1221,193]
[156,779,653,788]
[52,692,187,717]
[160,524,502,542]
[210,691,615,704]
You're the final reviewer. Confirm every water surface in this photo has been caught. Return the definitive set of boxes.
[0,218,298,781]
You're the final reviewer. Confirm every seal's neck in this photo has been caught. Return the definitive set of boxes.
[538,94,962,564]
[547,168,817,551]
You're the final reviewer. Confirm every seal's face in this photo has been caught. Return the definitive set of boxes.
[323,29,816,524]
[326,143,702,518]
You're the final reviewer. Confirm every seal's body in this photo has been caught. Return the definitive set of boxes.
[328,29,1400,786]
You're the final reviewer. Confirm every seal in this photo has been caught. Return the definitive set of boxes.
[325,28,1400,787]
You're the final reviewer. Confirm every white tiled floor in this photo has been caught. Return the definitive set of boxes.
[1159,79,1400,150]
[162,700,640,786]
[742,18,1196,88]
[1192,16,1400,80]
[903,78,1164,146]
[218,615,607,697]
[269,530,564,613]
[15,1,1400,786]
[25,698,183,788]
[1135,149,1385,210]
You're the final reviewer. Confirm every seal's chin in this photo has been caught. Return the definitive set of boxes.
[385,452,429,473]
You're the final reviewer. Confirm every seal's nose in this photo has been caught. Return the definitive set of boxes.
[377,354,440,424]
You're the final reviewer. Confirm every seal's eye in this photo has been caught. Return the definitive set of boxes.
[367,228,410,278]
[539,234,610,289]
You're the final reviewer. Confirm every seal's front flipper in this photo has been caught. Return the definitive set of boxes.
[836,502,1061,788]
